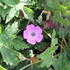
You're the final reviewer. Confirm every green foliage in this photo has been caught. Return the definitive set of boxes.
[58,26,70,38]
[35,42,46,52]
[0,6,10,20]
[36,0,70,25]
[38,30,58,68]
[0,65,7,70]
[5,0,34,23]
[0,24,2,34]
[11,37,29,50]
[53,53,70,70]
[6,7,18,23]
[2,0,19,6]
[47,0,60,9]
[0,47,19,65]
[65,40,70,57]
[0,22,29,65]
[5,22,18,36]
[38,47,57,68]
[22,6,34,21]
[51,30,58,47]
[0,0,70,70]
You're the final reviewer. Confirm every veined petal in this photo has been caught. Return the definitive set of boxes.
[27,38,36,45]
[35,34,43,42]
[23,30,28,39]
[35,26,42,33]
[23,24,43,45]
[26,24,35,30]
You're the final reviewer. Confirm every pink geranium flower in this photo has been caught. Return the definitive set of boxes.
[23,24,43,45]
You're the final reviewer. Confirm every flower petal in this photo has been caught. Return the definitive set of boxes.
[27,38,36,45]
[35,26,42,33]
[36,34,43,42]
[23,30,28,39]
[26,24,35,30]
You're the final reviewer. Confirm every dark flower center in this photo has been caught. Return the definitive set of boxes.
[31,32,36,37]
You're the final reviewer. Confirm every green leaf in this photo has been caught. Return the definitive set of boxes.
[51,30,58,47]
[39,45,57,68]
[11,37,29,50]
[20,62,47,70]
[53,53,70,70]
[20,0,34,5]
[22,6,34,21]
[0,0,2,3]
[52,9,70,26]
[0,22,29,65]
[2,0,19,6]
[36,13,42,23]
[0,24,2,34]
[6,7,18,23]
[47,0,60,9]
[5,21,18,36]
[0,47,19,65]
[35,42,46,52]
[65,40,70,57]
[0,7,10,20]
[0,22,18,48]
[38,30,58,68]
[0,65,7,70]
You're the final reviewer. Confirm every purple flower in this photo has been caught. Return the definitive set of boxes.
[43,20,54,29]
[23,24,43,45]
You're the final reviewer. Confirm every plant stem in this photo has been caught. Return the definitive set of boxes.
[62,37,67,46]
[19,60,42,70]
